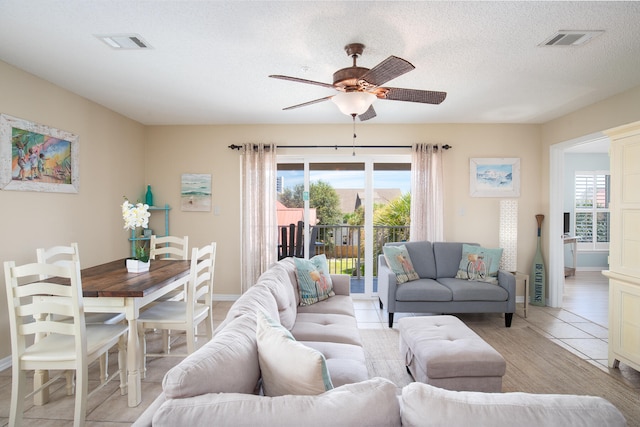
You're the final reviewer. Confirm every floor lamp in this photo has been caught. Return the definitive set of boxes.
[499,199,518,273]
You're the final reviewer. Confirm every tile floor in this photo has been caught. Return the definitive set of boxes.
[1,271,639,425]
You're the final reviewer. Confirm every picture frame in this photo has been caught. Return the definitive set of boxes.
[181,173,212,211]
[0,113,79,193]
[470,157,520,197]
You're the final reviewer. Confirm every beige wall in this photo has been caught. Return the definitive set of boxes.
[0,61,146,360]
[144,123,541,297]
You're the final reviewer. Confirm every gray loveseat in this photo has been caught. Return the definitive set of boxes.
[378,241,516,328]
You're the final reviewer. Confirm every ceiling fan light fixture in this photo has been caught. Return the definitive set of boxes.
[332,92,376,116]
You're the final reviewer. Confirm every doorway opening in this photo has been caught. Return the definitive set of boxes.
[549,132,610,310]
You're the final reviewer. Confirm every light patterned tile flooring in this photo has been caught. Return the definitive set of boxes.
[1,272,638,425]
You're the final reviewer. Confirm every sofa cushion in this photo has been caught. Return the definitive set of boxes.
[437,278,509,301]
[382,244,420,284]
[151,378,401,427]
[302,341,369,388]
[294,254,335,305]
[389,241,437,279]
[401,382,626,427]
[162,314,260,399]
[292,312,363,346]
[434,242,474,278]
[256,310,333,397]
[455,244,503,282]
[395,278,453,302]
[277,257,303,305]
[296,294,356,317]
[215,283,279,333]
[259,265,299,330]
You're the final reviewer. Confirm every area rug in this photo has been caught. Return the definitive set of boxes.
[359,325,640,425]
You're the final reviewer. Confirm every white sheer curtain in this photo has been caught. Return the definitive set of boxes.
[240,143,278,292]
[410,143,444,241]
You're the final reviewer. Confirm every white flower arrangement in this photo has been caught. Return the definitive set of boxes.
[122,199,151,261]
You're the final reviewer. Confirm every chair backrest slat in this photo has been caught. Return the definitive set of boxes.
[21,320,76,336]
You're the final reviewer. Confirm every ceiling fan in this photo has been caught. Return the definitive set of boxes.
[269,43,447,121]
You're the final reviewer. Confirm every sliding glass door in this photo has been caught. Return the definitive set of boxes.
[277,155,410,297]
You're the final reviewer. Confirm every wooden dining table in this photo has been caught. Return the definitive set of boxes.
[43,258,191,407]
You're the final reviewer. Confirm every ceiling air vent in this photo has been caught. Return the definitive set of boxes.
[539,31,604,47]
[95,34,152,50]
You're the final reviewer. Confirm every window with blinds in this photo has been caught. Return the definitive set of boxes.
[575,171,610,250]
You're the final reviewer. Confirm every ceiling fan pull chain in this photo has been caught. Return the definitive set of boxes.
[352,114,357,156]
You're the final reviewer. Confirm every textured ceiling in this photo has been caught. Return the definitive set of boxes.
[0,1,639,126]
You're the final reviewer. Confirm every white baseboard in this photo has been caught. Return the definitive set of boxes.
[0,356,11,372]
[212,294,239,302]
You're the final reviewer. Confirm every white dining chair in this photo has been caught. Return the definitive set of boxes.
[149,235,190,304]
[36,243,126,398]
[149,235,189,260]
[138,242,216,373]
[4,260,128,427]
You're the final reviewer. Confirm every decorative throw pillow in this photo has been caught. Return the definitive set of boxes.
[256,310,333,397]
[294,254,334,306]
[455,244,503,283]
[382,244,420,284]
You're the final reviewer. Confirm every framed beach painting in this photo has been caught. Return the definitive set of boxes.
[470,158,520,197]
[181,173,212,211]
[0,114,79,193]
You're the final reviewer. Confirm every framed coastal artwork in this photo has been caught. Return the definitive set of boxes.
[470,158,520,197]
[0,114,79,193]
[181,173,212,211]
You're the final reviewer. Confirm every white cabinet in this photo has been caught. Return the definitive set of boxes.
[604,122,640,371]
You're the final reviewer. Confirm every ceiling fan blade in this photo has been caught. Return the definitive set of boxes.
[358,105,377,121]
[269,75,335,89]
[382,87,447,104]
[282,96,334,110]
[359,56,415,87]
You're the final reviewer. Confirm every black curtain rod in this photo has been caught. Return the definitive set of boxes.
[228,144,451,151]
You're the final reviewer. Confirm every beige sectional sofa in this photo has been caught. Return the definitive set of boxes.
[134,257,625,427]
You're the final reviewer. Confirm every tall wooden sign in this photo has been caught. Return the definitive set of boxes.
[530,214,546,306]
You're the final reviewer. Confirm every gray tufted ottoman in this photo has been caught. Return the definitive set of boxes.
[399,315,506,392]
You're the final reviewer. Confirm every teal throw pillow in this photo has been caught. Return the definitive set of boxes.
[455,244,503,283]
[294,254,335,306]
[382,244,420,284]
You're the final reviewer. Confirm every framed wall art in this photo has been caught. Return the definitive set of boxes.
[0,113,79,193]
[470,157,520,197]
[181,173,212,211]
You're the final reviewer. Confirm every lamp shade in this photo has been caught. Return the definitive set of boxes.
[499,199,518,272]
[331,92,376,116]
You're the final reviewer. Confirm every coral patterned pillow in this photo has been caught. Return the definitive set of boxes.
[383,244,420,284]
[294,254,335,306]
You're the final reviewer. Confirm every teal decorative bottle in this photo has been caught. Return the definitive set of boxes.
[145,185,154,206]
